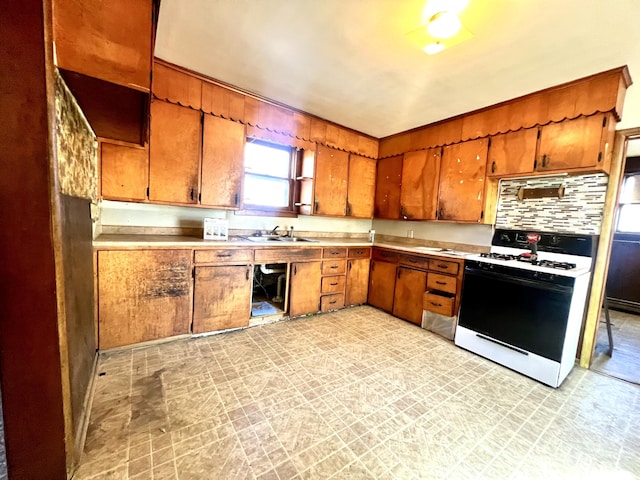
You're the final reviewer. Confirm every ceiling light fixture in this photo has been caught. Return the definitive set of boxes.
[423,42,445,55]
[426,11,462,39]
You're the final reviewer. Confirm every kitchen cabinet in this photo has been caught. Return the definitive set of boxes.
[152,61,202,110]
[537,113,613,172]
[368,259,397,313]
[97,249,192,349]
[346,248,371,306]
[314,144,349,216]
[347,155,376,218]
[201,114,245,208]
[400,148,441,220]
[289,261,322,317]
[320,248,347,311]
[100,142,149,201]
[149,100,201,204]
[487,128,538,177]
[392,267,427,326]
[193,265,252,333]
[438,138,488,222]
[374,155,403,219]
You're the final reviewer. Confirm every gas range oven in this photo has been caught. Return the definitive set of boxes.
[455,228,597,388]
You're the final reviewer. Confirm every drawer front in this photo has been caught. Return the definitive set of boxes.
[429,259,460,275]
[321,275,346,293]
[321,293,345,312]
[323,247,347,258]
[399,254,429,270]
[322,260,347,275]
[423,292,455,316]
[254,247,322,263]
[372,248,400,263]
[348,247,371,259]
[195,248,253,263]
[427,273,457,295]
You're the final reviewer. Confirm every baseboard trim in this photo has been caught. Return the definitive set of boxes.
[607,297,640,314]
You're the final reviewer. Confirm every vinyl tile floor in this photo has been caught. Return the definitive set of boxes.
[75,306,640,480]
[592,308,640,385]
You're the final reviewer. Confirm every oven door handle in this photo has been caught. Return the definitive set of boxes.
[464,267,573,295]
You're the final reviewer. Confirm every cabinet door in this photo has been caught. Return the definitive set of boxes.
[149,100,201,204]
[314,145,349,216]
[487,129,537,177]
[193,265,251,333]
[374,155,403,219]
[392,267,427,326]
[439,138,488,222]
[537,114,608,171]
[289,262,321,317]
[346,258,370,306]
[400,148,441,220]
[367,260,397,313]
[100,142,148,201]
[347,154,376,218]
[97,250,192,349]
[201,114,245,208]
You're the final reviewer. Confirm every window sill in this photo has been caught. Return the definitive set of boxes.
[235,208,298,218]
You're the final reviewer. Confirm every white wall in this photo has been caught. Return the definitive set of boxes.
[372,219,493,246]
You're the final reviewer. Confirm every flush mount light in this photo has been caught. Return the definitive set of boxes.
[427,11,462,39]
[423,42,445,55]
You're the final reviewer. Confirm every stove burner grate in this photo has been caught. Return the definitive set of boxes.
[480,253,519,261]
[517,257,577,270]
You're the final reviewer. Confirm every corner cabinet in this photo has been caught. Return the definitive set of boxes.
[400,148,441,220]
[374,155,403,219]
[438,138,488,222]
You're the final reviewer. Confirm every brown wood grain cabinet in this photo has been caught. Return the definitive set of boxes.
[97,249,192,349]
[347,155,376,218]
[346,257,370,306]
[400,148,441,220]
[314,145,349,216]
[289,261,322,317]
[100,142,149,201]
[152,62,202,109]
[393,267,427,326]
[487,128,538,177]
[438,138,488,222]
[368,259,397,313]
[374,155,403,219]
[201,114,245,208]
[193,265,252,333]
[149,100,202,204]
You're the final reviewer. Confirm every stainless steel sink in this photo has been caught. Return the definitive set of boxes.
[278,237,317,242]
[244,235,317,243]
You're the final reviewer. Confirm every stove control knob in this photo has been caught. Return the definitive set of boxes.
[550,235,560,245]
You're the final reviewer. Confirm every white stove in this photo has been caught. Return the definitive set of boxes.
[455,229,598,388]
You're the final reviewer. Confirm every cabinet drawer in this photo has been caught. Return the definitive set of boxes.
[321,275,346,294]
[399,254,429,270]
[348,247,371,258]
[195,248,253,264]
[255,247,322,263]
[429,259,460,275]
[423,292,455,316]
[323,247,347,258]
[321,293,345,312]
[372,248,400,263]
[322,260,346,275]
[427,273,457,295]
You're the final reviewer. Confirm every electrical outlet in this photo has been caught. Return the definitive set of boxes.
[407,230,414,239]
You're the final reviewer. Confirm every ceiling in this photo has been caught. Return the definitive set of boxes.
[155,0,640,139]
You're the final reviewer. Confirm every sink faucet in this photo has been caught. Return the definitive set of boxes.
[270,225,280,235]
[289,226,294,239]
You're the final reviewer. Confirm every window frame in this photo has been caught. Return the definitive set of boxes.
[616,172,640,233]
[239,138,298,217]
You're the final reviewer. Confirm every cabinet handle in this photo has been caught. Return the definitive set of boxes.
[314,199,319,213]
[330,265,339,269]
[234,193,239,206]
[491,161,496,173]
[397,269,401,279]
[246,268,250,281]
[294,265,297,275]
[437,264,449,269]
[371,261,375,272]
[330,282,338,286]
[329,300,337,305]
[346,203,351,216]
[355,249,363,254]
[348,261,352,271]
[430,301,443,307]
[439,207,444,219]
[190,188,195,201]
[542,154,548,168]
[217,253,233,257]
[534,159,537,169]
[436,281,446,285]
[331,251,340,255]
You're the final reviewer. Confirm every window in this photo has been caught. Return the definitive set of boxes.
[243,139,295,213]
[617,173,640,233]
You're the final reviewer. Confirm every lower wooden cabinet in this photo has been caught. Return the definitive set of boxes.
[97,249,192,349]
[193,265,252,333]
[289,261,321,317]
[368,259,396,313]
[346,258,370,306]
[392,267,427,326]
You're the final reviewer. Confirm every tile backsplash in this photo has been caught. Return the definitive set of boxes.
[496,173,608,235]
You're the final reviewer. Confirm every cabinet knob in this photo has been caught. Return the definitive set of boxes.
[491,161,496,173]
[190,188,195,201]
[314,199,319,213]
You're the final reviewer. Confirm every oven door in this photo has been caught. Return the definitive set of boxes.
[457,264,574,362]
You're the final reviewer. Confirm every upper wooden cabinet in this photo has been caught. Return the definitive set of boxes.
[152,63,202,110]
[201,114,245,209]
[314,145,349,216]
[149,100,201,204]
[439,138,488,222]
[53,0,155,144]
[374,155,403,219]
[347,155,376,218]
[100,142,149,201]
[537,113,614,173]
[400,148,441,220]
[487,128,538,177]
